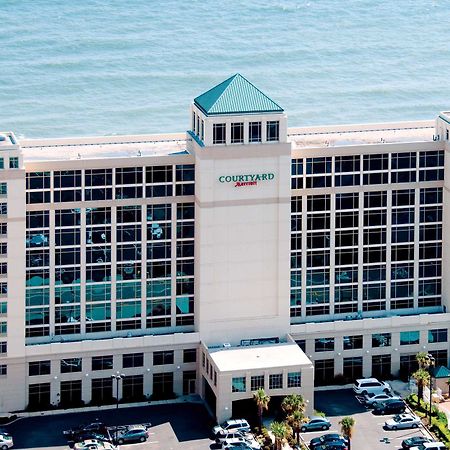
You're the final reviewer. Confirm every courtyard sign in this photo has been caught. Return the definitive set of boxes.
[218,173,275,187]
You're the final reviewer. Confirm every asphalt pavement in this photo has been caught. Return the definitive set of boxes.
[3,402,215,450]
[313,389,431,450]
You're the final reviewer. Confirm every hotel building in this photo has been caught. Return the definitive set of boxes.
[0,74,449,422]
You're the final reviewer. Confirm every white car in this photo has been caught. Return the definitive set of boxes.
[74,439,117,450]
[213,419,251,437]
[221,436,261,449]
[216,431,249,443]
[410,442,446,450]
[353,378,391,395]
[363,392,401,406]
[0,432,13,450]
[384,414,421,430]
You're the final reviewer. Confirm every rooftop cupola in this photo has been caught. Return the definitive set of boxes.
[188,74,287,147]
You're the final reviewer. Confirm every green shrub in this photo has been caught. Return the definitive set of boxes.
[314,410,326,417]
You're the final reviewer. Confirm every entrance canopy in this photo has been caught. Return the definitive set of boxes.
[209,341,310,372]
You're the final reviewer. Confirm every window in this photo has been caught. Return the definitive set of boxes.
[28,383,50,409]
[29,360,51,376]
[9,157,19,169]
[60,380,82,407]
[343,335,363,350]
[315,359,334,386]
[343,357,363,382]
[266,121,279,141]
[0,158,3,169]
[287,372,301,388]
[429,329,448,343]
[153,350,174,365]
[0,183,6,195]
[315,338,334,352]
[213,123,226,144]
[0,365,6,376]
[60,358,82,373]
[123,353,144,368]
[251,375,264,391]
[0,342,6,354]
[183,349,197,363]
[269,374,283,389]
[400,331,420,345]
[152,372,174,400]
[231,123,244,144]
[249,122,262,142]
[372,333,391,347]
[92,355,113,371]
[91,377,113,404]
[232,376,246,392]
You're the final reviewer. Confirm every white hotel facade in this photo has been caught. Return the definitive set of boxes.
[0,74,450,422]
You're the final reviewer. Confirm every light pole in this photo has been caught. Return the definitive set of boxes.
[426,354,435,424]
[111,373,125,444]
[111,372,125,409]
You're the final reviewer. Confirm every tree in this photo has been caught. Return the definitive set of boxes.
[339,417,355,450]
[416,352,432,370]
[253,388,270,432]
[288,409,305,444]
[281,393,305,417]
[412,368,430,403]
[271,421,291,450]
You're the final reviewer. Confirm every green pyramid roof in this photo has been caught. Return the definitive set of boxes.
[194,74,284,116]
[432,365,450,378]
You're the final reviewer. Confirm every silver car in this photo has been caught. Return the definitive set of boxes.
[301,416,331,432]
[384,414,421,430]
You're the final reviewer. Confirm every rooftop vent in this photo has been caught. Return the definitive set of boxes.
[0,134,7,145]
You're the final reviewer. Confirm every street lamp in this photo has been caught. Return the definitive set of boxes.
[111,373,125,444]
[111,373,125,409]
[426,354,435,424]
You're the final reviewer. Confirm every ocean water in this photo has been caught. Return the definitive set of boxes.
[1,0,450,138]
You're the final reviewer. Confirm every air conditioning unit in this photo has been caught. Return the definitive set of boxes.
[222,343,231,348]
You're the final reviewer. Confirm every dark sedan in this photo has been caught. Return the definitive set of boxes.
[310,433,348,450]
[401,436,432,449]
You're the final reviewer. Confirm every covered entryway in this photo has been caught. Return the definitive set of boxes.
[200,340,314,424]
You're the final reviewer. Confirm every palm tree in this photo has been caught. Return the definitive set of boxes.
[416,352,432,370]
[253,388,270,432]
[288,409,306,444]
[412,368,430,403]
[281,393,305,417]
[339,416,355,450]
[271,421,291,450]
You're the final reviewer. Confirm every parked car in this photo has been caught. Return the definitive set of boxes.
[310,433,348,449]
[222,442,254,450]
[221,436,261,449]
[69,431,111,445]
[352,378,391,396]
[115,425,149,444]
[363,392,401,406]
[300,416,331,432]
[384,414,421,430]
[312,443,348,450]
[64,422,108,438]
[0,432,13,450]
[402,436,432,449]
[213,419,251,437]
[373,399,406,415]
[410,442,446,450]
[216,431,248,444]
[73,439,117,450]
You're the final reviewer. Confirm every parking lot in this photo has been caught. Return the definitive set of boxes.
[312,389,431,450]
[1,389,435,450]
[3,402,214,450]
